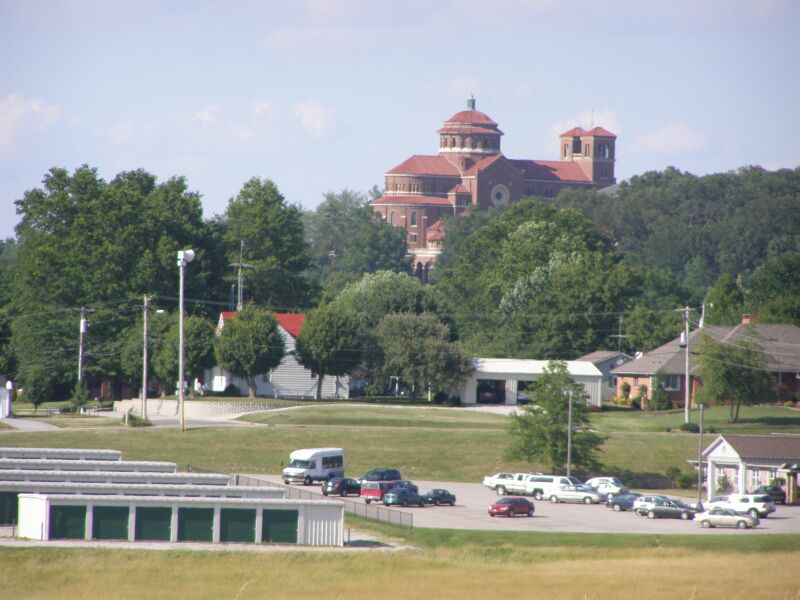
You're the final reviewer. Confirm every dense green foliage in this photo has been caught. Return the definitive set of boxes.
[505,361,605,472]
[696,330,777,422]
[303,189,409,297]
[295,302,363,399]
[213,305,285,397]
[554,166,800,304]
[220,177,313,308]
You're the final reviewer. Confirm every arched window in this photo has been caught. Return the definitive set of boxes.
[584,144,590,157]
[411,211,417,226]
[450,137,456,147]
[390,212,397,225]
[563,144,568,158]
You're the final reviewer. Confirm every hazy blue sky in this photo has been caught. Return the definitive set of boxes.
[1,0,798,239]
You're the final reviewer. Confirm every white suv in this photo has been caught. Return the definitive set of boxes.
[704,494,776,519]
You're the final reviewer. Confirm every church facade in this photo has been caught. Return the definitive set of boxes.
[370,98,617,277]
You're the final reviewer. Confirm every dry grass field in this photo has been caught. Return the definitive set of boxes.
[0,545,797,599]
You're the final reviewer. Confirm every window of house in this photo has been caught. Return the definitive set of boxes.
[661,375,680,391]
[409,233,417,243]
[584,144,590,157]
[410,212,417,226]
[451,137,456,147]
[544,188,554,198]
[390,212,397,225]
[563,144,568,158]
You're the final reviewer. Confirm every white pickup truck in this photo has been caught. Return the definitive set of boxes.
[483,472,584,499]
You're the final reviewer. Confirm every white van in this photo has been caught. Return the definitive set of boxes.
[524,475,583,500]
[282,448,345,485]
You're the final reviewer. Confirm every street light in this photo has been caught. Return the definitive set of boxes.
[177,249,195,432]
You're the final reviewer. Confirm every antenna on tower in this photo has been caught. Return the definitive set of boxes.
[228,240,254,311]
[467,94,476,110]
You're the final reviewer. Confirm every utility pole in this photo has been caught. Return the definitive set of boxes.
[228,240,254,311]
[566,391,573,478]
[77,307,88,384]
[141,295,149,421]
[697,403,705,507]
[609,315,628,352]
[683,305,691,424]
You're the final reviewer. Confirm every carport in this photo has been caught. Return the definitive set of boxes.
[459,358,604,406]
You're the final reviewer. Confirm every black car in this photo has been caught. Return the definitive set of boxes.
[754,485,786,505]
[644,498,699,520]
[361,468,402,482]
[607,492,642,512]
[322,477,361,497]
[422,488,456,506]
[390,480,419,494]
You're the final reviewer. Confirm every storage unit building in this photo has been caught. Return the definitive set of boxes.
[0,470,231,486]
[0,448,122,461]
[18,494,344,546]
[0,481,284,525]
[0,458,177,473]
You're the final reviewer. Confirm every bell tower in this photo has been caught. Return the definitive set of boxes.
[559,126,617,184]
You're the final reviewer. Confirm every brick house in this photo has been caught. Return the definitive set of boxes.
[611,317,800,409]
[370,96,617,277]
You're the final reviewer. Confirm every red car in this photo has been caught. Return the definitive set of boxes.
[488,497,535,517]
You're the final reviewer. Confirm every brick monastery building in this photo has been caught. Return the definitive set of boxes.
[370,97,617,279]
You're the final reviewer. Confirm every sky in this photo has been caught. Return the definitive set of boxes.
[1,0,798,240]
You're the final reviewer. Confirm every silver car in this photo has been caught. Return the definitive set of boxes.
[694,508,759,529]
[548,484,604,504]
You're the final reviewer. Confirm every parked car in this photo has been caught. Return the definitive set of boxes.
[360,468,402,503]
[422,489,456,506]
[632,494,670,515]
[704,494,776,519]
[390,480,419,493]
[754,485,786,505]
[585,477,628,499]
[641,497,699,520]
[382,487,426,508]
[548,485,604,504]
[482,472,515,491]
[361,468,402,482]
[694,507,759,529]
[321,477,361,497]
[488,497,535,517]
[607,492,643,512]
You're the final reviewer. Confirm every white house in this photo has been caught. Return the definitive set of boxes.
[577,350,633,402]
[204,312,349,399]
[700,434,800,503]
[458,358,604,407]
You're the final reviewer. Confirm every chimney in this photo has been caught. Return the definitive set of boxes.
[741,314,756,325]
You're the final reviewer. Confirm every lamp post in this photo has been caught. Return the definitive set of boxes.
[142,295,149,420]
[566,391,573,478]
[177,249,195,432]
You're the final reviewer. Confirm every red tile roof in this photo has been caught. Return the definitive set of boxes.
[448,183,470,194]
[560,126,616,138]
[509,159,592,182]
[437,124,504,136]
[274,313,305,338]
[462,154,506,176]
[386,155,460,176]
[444,109,498,127]
[217,311,305,338]
[372,195,454,206]
[426,219,446,241]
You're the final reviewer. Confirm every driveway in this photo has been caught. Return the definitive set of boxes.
[247,474,800,535]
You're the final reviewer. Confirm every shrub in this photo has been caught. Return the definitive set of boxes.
[123,413,152,427]
[680,422,700,433]
[620,381,631,399]
[631,399,641,410]
[665,466,681,485]
[706,425,718,433]
[784,400,796,408]
[676,473,695,489]
[651,381,672,411]
[717,473,732,494]
[70,381,89,412]
[223,384,241,397]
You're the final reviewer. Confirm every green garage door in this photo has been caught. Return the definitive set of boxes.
[93,506,129,540]
[49,505,86,540]
[220,508,256,543]
[0,492,18,525]
[178,507,214,542]
[135,507,172,541]
[262,509,298,543]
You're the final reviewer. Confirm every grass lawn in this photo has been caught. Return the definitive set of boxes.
[0,541,797,599]
[29,416,122,428]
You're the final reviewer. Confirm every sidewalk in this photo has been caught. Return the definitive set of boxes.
[0,417,60,431]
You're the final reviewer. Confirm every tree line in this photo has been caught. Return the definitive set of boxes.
[0,163,797,405]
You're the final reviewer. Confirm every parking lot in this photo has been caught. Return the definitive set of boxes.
[251,475,800,535]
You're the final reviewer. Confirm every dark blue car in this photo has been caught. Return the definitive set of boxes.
[422,489,456,506]
[608,492,642,512]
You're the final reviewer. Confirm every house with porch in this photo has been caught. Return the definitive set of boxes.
[611,316,800,409]
[700,434,800,503]
[204,312,349,399]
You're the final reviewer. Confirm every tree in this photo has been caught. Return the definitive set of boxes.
[303,189,409,296]
[295,303,362,399]
[745,252,800,325]
[214,306,285,398]
[221,178,312,307]
[696,330,776,422]
[650,375,673,410]
[158,316,216,396]
[704,273,745,326]
[504,360,604,472]
[120,310,174,397]
[373,313,472,400]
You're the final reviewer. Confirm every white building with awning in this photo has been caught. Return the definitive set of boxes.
[458,358,604,407]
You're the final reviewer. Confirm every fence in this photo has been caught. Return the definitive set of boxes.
[226,473,413,529]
